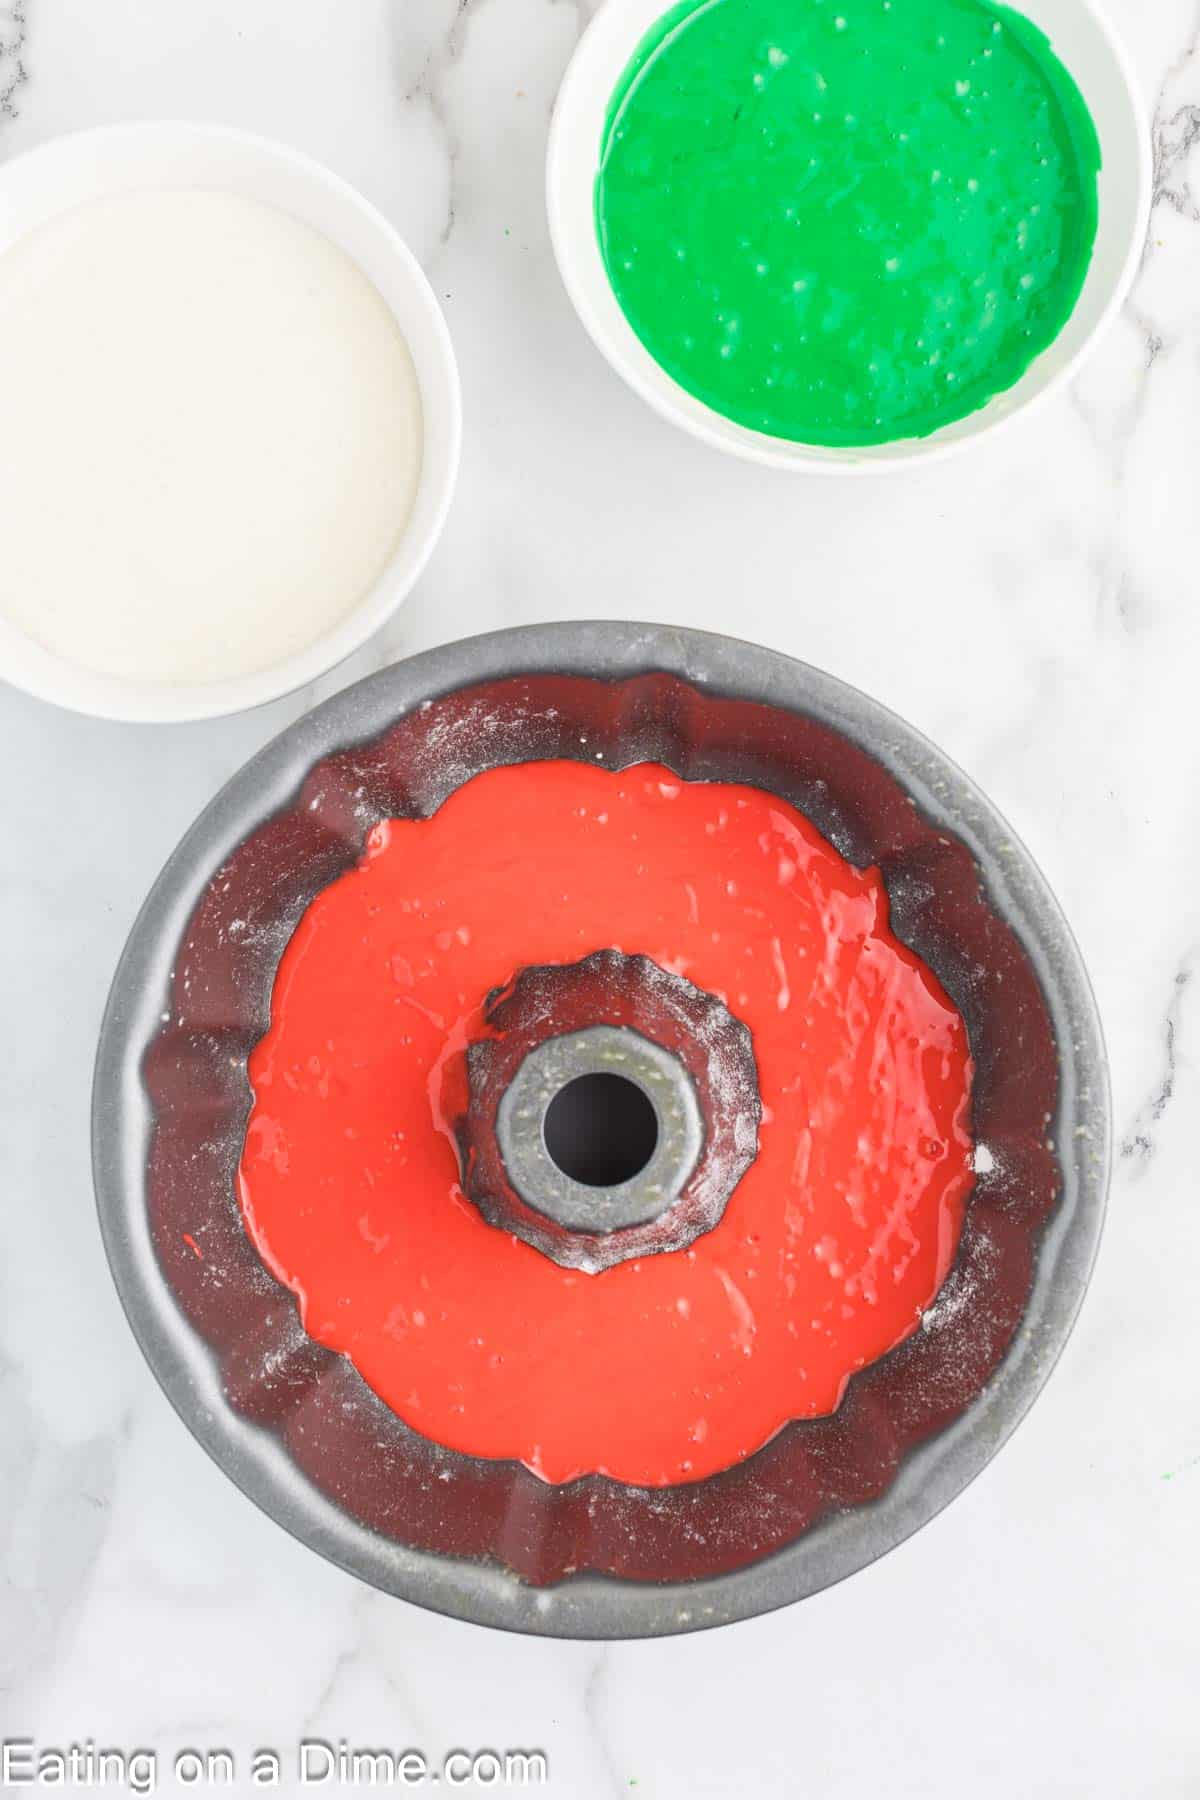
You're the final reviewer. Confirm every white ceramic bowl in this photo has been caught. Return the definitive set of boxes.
[0,122,462,722]
[547,0,1151,473]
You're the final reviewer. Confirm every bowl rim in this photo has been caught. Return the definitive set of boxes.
[0,120,462,723]
[91,621,1112,1638]
[545,0,1153,474]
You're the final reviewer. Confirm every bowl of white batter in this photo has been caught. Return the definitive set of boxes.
[0,122,461,723]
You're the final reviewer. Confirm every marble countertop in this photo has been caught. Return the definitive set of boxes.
[2,2,1198,1794]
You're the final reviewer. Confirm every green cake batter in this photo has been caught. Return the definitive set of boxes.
[595,0,1101,446]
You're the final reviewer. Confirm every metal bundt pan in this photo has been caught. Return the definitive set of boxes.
[92,623,1110,1638]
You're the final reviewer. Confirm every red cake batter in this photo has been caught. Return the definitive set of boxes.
[238,761,973,1486]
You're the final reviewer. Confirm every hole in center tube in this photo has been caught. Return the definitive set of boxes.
[542,1073,659,1188]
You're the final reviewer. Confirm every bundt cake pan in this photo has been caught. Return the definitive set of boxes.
[92,623,1110,1638]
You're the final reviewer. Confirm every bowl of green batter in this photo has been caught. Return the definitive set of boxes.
[547,0,1149,470]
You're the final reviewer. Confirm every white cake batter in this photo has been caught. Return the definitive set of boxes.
[0,188,423,684]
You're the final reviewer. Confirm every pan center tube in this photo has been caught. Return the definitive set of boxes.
[457,950,762,1274]
[497,1026,705,1236]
